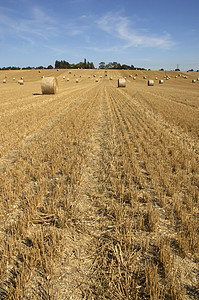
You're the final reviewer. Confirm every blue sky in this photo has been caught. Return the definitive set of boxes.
[0,0,198,70]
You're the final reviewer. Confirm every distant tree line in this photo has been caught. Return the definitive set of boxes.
[55,59,95,69]
[98,62,146,70]
[1,62,198,72]
[0,65,53,70]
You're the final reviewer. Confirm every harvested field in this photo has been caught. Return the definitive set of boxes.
[0,69,198,299]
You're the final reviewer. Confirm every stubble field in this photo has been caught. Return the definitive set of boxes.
[0,69,198,299]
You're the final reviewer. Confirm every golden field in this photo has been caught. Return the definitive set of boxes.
[0,69,198,299]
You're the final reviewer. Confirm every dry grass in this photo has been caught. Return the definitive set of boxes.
[0,69,198,299]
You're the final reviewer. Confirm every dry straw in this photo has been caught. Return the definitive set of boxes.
[41,77,58,94]
[18,80,24,85]
[148,80,154,86]
[118,78,126,87]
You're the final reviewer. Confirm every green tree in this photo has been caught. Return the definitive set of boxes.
[99,62,106,69]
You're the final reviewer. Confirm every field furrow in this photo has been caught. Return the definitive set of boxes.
[0,69,198,299]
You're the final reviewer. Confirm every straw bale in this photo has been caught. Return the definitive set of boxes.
[148,80,154,86]
[41,77,58,94]
[118,78,126,87]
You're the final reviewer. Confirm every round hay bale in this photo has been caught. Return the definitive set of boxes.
[155,77,158,80]
[13,77,15,80]
[63,76,66,79]
[143,76,147,79]
[67,78,70,81]
[96,79,99,82]
[76,79,79,83]
[18,80,24,85]
[192,79,196,83]
[41,77,58,94]
[129,75,132,77]
[159,80,164,84]
[109,77,113,80]
[118,78,126,87]
[133,77,136,80]
[21,77,24,80]
[197,78,199,81]
[148,80,154,86]
[3,79,6,83]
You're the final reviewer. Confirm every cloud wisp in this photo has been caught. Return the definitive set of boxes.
[97,12,174,49]
[0,6,57,45]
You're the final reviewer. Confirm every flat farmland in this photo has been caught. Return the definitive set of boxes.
[0,69,198,299]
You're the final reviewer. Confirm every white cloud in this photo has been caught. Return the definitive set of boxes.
[97,12,175,49]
